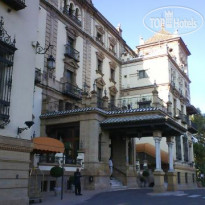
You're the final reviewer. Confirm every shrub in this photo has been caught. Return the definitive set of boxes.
[50,166,63,178]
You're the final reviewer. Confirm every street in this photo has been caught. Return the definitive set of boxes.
[77,189,205,205]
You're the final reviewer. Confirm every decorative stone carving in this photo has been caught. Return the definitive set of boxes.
[96,25,105,34]
[109,86,118,95]
[109,61,117,69]
[109,36,117,45]
[65,26,79,39]
[96,77,105,89]
[96,51,105,60]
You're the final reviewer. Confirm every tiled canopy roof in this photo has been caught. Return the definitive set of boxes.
[40,107,161,119]
[101,114,164,125]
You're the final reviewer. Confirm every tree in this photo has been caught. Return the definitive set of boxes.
[193,109,205,185]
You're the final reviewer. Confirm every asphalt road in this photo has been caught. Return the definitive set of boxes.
[77,189,205,205]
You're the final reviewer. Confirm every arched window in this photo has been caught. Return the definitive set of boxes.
[75,8,79,18]
[64,0,68,9]
[69,3,74,15]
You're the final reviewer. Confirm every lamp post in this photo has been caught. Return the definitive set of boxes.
[61,151,65,200]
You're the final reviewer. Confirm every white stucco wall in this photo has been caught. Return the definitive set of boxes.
[0,0,39,139]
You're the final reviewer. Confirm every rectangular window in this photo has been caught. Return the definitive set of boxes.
[138,70,148,79]
[176,136,182,160]
[185,173,188,184]
[192,174,195,183]
[183,136,189,162]
[173,99,177,116]
[97,59,103,72]
[59,100,64,111]
[96,32,103,44]
[177,172,181,184]
[98,134,102,161]
[65,102,72,110]
[50,181,56,191]
[109,43,115,53]
[110,68,115,81]
[41,181,47,192]
[65,70,73,83]
[0,44,16,123]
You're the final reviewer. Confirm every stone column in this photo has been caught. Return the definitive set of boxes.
[167,137,174,171]
[102,96,109,110]
[153,130,165,193]
[154,136,162,171]
[90,90,97,107]
[167,137,177,191]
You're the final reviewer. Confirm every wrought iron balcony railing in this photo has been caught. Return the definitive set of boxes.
[64,44,80,62]
[0,99,10,121]
[188,120,198,133]
[181,114,188,124]
[34,69,82,100]
[2,0,26,11]
[62,82,82,100]
[108,95,167,112]
[63,8,81,26]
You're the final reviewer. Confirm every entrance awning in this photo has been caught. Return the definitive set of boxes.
[136,143,168,163]
[33,137,64,153]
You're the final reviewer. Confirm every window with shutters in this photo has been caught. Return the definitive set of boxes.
[176,136,182,160]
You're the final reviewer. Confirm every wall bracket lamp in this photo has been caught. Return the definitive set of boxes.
[17,121,34,135]
[32,41,54,54]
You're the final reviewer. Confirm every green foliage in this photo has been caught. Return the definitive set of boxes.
[50,166,63,178]
[193,110,205,186]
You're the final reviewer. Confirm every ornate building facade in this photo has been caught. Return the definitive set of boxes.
[0,0,198,204]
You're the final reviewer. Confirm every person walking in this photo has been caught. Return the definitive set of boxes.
[74,168,82,195]
[109,157,113,180]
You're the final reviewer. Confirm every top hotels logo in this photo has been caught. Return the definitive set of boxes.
[143,6,204,35]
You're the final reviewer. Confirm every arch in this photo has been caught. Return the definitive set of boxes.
[69,2,74,15]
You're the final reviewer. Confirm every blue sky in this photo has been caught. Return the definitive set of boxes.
[92,0,205,114]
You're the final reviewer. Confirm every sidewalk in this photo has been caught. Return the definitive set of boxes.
[35,189,111,205]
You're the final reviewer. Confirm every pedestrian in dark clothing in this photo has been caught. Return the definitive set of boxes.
[74,168,82,195]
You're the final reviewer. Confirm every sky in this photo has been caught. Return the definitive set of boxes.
[92,0,205,114]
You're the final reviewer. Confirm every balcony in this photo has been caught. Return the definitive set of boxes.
[188,121,198,133]
[181,114,188,124]
[108,95,167,112]
[62,82,82,100]
[174,109,181,119]
[64,44,80,62]
[63,8,81,26]
[2,0,26,10]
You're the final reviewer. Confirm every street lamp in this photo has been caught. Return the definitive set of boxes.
[47,55,55,70]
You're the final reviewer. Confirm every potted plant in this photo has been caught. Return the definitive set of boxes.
[50,166,63,196]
